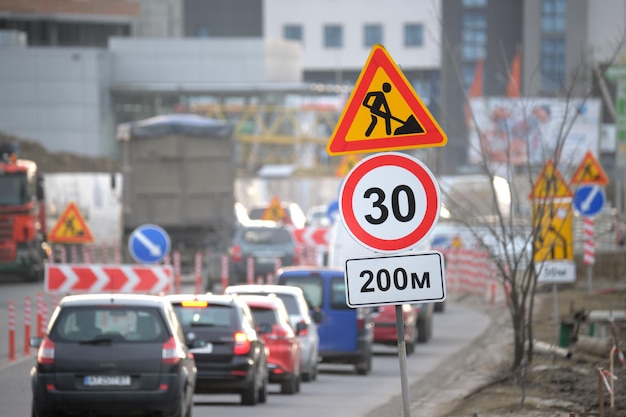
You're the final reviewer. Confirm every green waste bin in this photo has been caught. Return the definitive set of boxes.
[559,321,574,348]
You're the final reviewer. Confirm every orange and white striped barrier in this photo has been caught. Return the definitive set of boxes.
[173,251,181,293]
[8,300,16,362]
[36,292,45,338]
[23,296,31,356]
[194,251,203,294]
[246,256,254,285]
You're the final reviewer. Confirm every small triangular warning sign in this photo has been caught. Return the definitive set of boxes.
[327,44,447,156]
[262,196,287,223]
[528,160,573,200]
[570,151,609,185]
[49,201,94,244]
[335,154,361,177]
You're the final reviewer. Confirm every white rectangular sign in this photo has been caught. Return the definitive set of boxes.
[344,251,446,308]
[536,260,576,284]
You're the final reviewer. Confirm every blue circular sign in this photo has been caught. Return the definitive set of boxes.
[573,185,605,217]
[128,224,171,264]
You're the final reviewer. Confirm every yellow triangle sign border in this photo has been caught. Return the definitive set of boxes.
[570,151,609,185]
[48,201,94,244]
[528,160,573,200]
[326,44,447,156]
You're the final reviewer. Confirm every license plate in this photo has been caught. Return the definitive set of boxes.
[190,343,213,353]
[84,375,131,386]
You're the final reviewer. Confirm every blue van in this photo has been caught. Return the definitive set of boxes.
[276,266,374,375]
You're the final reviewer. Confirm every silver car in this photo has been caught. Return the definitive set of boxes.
[225,284,320,381]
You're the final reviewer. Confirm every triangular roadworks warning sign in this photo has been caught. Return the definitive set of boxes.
[48,201,94,244]
[570,151,609,185]
[326,44,447,155]
[528,160,573,200]
[262,196,287,223]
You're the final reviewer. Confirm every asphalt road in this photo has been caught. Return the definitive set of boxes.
[0,280,491,417]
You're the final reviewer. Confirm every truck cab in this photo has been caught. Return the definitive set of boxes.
[0,143,48,281]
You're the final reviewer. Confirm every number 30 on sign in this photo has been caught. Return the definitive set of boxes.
[339,152,441,253]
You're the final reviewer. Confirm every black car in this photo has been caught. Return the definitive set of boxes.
[29,293,196,417]
[166,293,269,405]
[228,220,298,285]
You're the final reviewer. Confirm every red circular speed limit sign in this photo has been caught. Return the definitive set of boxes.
[339,152,440,253]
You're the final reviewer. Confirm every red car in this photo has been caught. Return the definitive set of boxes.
[372,304,418,355]
[239,294,302,394]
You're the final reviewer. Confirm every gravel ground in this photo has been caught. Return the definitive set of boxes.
[367,280,626,417]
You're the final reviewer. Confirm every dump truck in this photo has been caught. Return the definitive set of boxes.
[117,114,236,273]
[0,142,48,281]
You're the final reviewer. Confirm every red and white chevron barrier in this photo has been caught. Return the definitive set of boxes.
[45,264,173,294]
[292,226,330,249]
[583,217,595,266]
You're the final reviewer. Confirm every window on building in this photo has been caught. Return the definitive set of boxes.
[284,24,303,42]
[541,0,566,91]
[462,0,487,7]
[462,63,477,91]
[541,0,566,33]
[462,11,486,61]
[324,24,343,48]
[541,37,565,90]
[404,23,423,47]
[363,24,382,47]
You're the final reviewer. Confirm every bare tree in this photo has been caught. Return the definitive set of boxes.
[439,38,624,370]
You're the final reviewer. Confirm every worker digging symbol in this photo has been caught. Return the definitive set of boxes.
[62,215,84,237]
[362,82,424,137]
[580,164,601,182]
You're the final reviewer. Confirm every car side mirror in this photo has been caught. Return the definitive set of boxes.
[311,310,323,324]
[295,321,308,335]
[256,323,272,335]
[30,337,42,348]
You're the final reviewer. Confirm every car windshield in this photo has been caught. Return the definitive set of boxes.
[172,303,233,327]
[330,277,350,310]
[50,306,168,343]
[279,275,323,310]
[249,307,278,326]
[0,173,29,205]
[241,227,292,244]
[232,292,299,316]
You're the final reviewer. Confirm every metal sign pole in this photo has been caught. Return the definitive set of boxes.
[553,284,560,349]
[395,304,411,417]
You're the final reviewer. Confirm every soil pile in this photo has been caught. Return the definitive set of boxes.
[0,131,119,173]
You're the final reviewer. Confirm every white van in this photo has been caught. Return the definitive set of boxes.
[326,219,436,342]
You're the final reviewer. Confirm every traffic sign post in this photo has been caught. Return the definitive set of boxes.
[339,152,440,253]
[329,45,447,417]
[128,224,171,264]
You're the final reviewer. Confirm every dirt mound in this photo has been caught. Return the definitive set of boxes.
[0,131,119,173]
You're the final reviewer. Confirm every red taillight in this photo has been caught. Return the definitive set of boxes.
[357,318,365,330]
[38,336,55,365]
[233,331,251,355]
[230,244,242,263]
[162,336,179,365]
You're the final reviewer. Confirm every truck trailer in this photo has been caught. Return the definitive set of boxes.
[117,114,236,273]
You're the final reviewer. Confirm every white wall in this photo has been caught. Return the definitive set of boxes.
[0,47,110,156]
[264,0,441,71]
[109,37,301,87]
